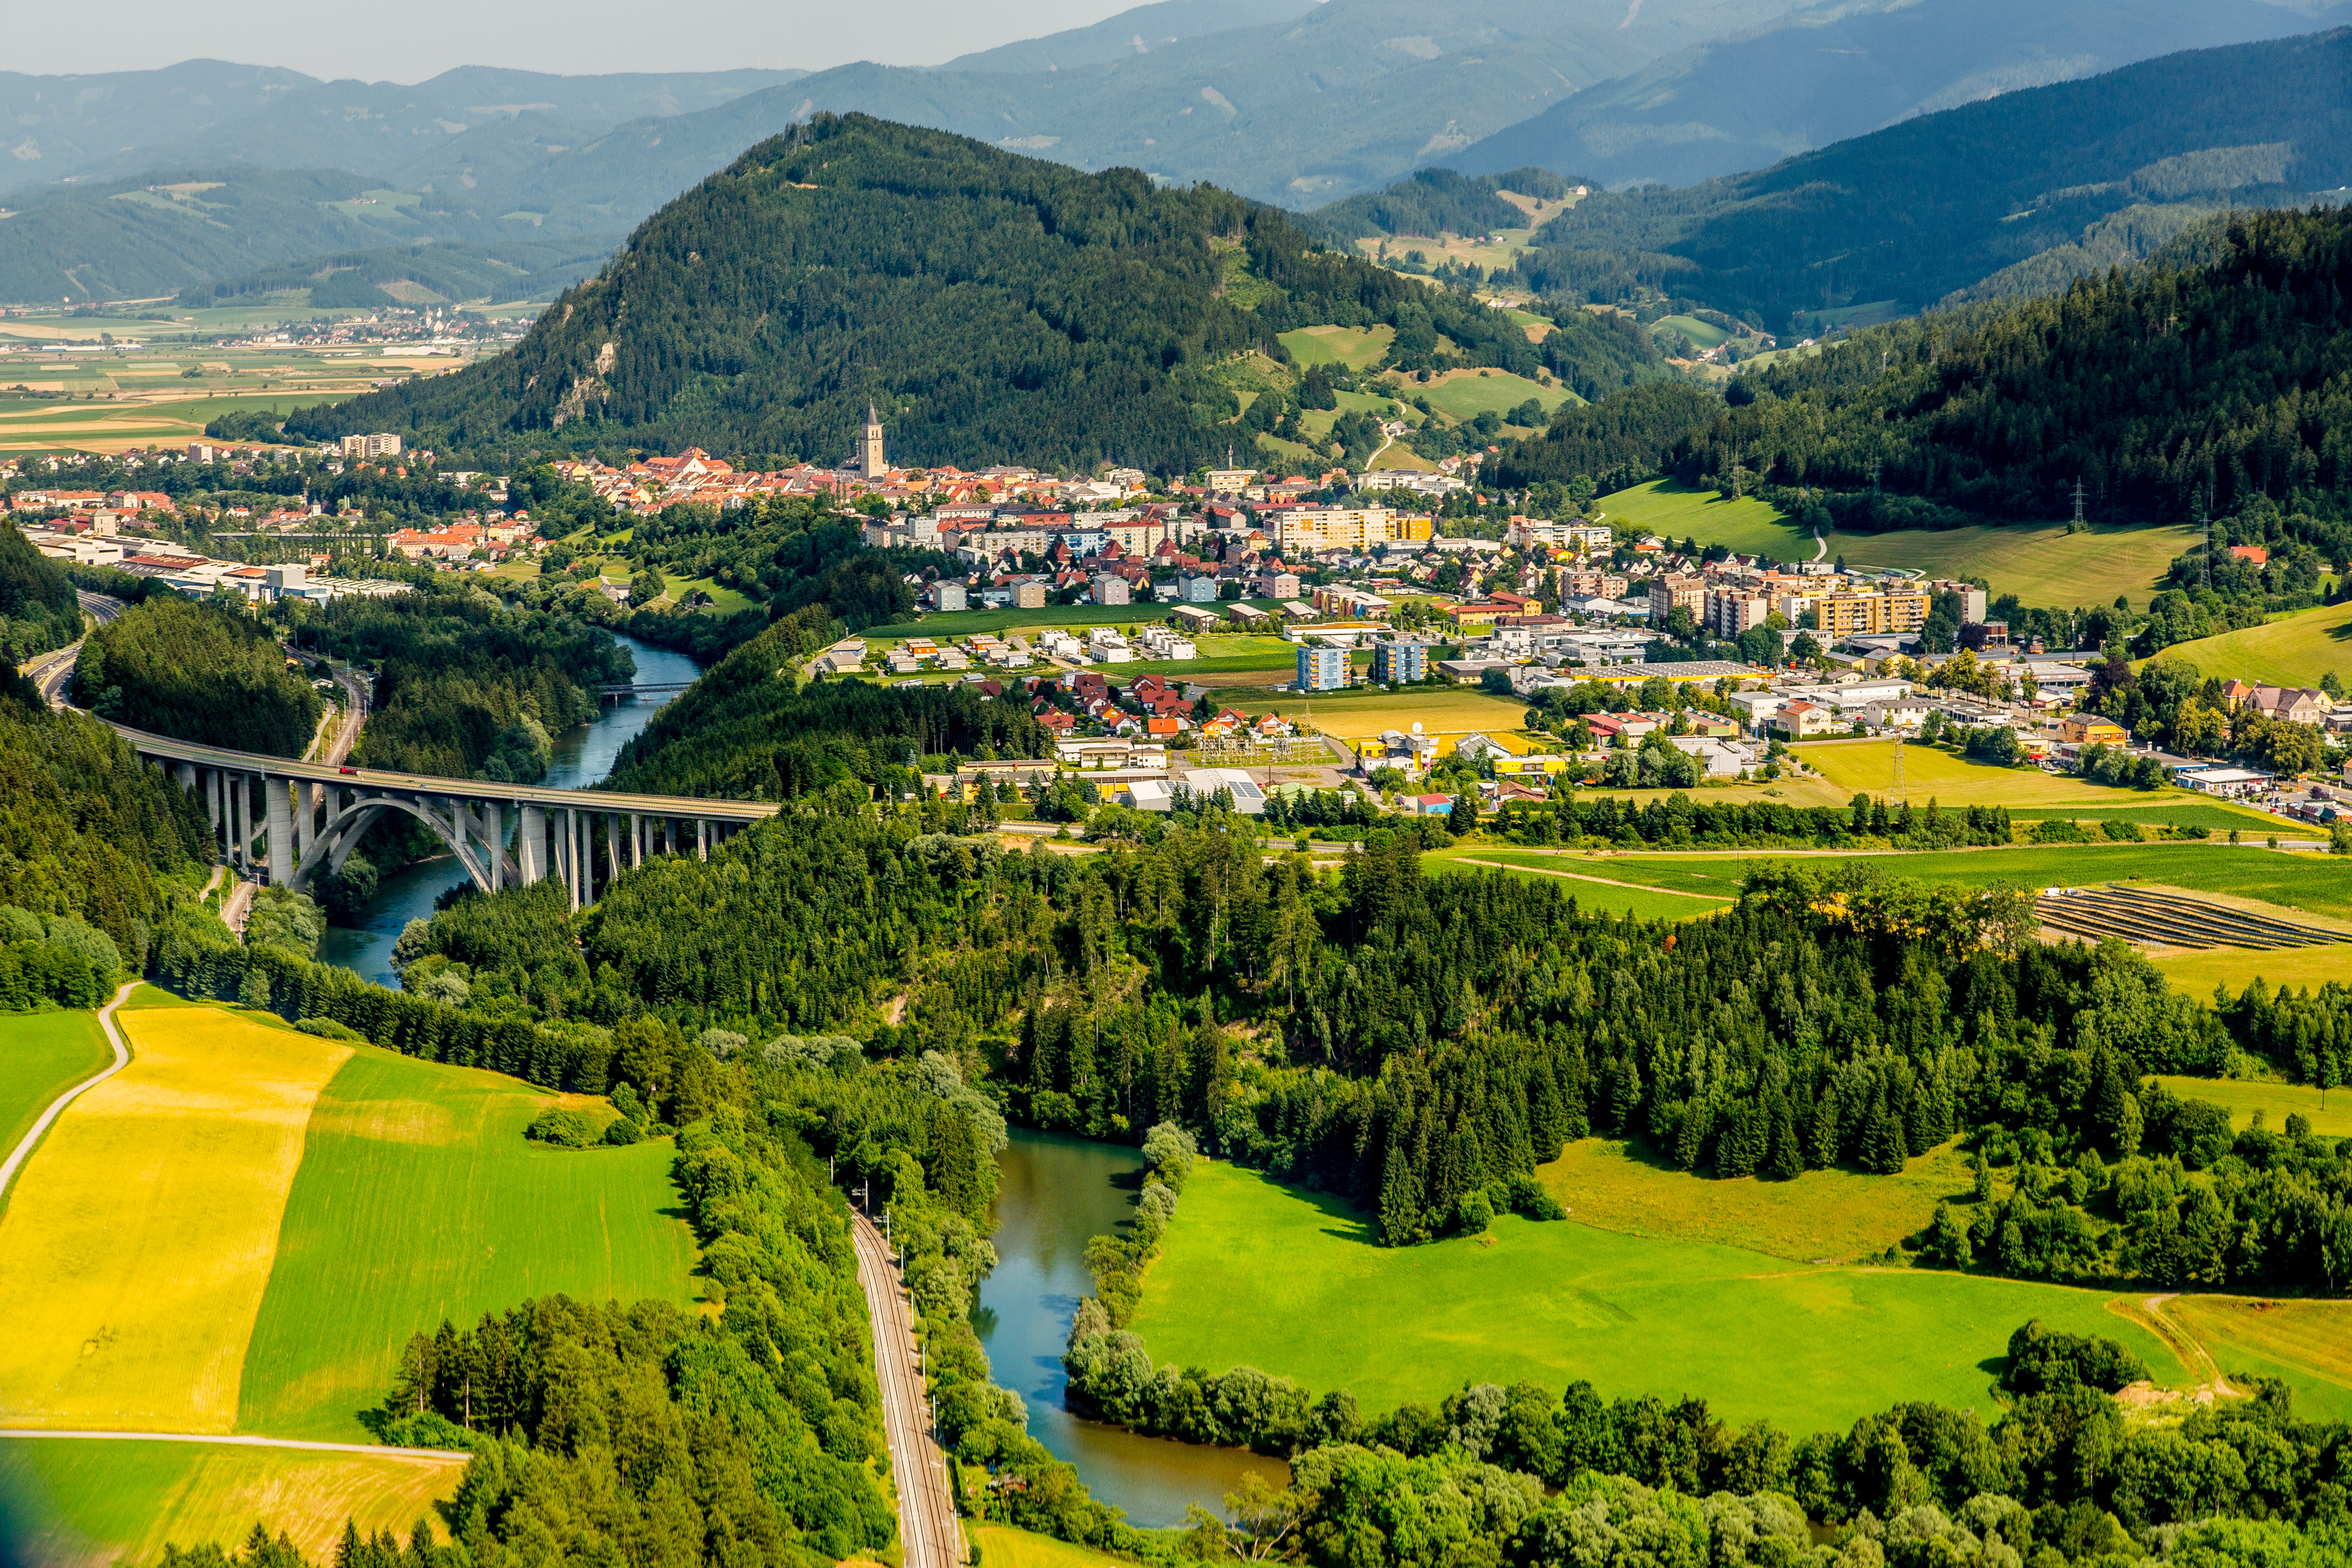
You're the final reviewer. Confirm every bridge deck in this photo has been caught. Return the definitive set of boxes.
[118,726,780,822]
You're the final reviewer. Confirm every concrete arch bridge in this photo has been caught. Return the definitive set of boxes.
[120,728,778,909]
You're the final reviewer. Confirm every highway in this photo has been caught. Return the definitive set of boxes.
[851,1210,964,1568]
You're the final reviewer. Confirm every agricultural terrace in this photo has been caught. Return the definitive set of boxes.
[0,1438,464,1568]
[1593,481,2198,608]
[2156,600,2352,688]
[0,1007,348,1430]
[1129,1161,2192,1432]
[239,1048,700,1440]
[0,1011,111,1169]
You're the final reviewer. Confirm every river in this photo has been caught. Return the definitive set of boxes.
[310,643,1275,1526]
[979,1129,1287,1528]
[314,633,703,986]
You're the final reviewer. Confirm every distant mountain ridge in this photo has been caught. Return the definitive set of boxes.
[1513,27,2352,327]
[1448,0,2347,189]
[0,62,806,198]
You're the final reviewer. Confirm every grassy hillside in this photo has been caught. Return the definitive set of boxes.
[238,1049,700,1440]
[2153,600,2352,686]
[1131,1160,2188,1432]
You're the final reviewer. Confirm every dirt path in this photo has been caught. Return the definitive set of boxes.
[2124,1294,2240,1397]
[1450,857,1733,900]
[0,980,135,1208]
[0,1429,466,1460]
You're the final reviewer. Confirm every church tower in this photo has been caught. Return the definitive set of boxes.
[860,403,887,476]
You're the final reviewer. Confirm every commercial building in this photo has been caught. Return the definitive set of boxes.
[1297,644,1349,692]
[1372,640,1428,684]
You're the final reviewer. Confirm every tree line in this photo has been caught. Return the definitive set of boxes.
[1495,208,2352,526]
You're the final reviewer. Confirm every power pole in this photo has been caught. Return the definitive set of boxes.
[2071,478,2086,529]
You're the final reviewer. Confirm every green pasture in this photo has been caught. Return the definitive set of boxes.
[1278,324,1394,369]
[1793,737,2214,810]
[1131,1161,2188,1432]
[0,1437,462,1568]
[2006,802,2283,832]
[2149,1076,2352,1136]
[1653,314,1733,350]
[237,1049,700,1440]
[1590,481,2196,606]
[1418,370,1571,425]
[2157,601,2352,688]
[1427,853,1736,921]
[0,1011,112,1180]
[1592,481,1809,557]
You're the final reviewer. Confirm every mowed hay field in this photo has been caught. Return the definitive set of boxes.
[239,1048,701,1440]
[2150,945,2352,1000]
[1227,686,1531,749]
[1792,738,2215,810]
[2161,1299,2352,1423]
[1427,853,1737,922]
[1131,1162,2187,1431]
[0,1011,112,1168]
[0,1008,348,1430]
[0,1437,464,1568]
[2159,600,2352,688]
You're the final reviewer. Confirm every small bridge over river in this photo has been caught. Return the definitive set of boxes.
[119,729,778,909]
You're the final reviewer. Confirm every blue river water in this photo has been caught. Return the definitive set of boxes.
[312,632,702,986]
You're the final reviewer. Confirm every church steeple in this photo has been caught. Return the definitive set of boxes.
[860,402,887,477]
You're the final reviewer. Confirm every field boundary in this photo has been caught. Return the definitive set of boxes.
[0,1429,466,1460]
[0,980,134,1209]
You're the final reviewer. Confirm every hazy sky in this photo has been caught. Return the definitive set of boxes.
[5,0,1146,80]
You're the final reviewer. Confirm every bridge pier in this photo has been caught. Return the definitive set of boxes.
[517,805,547,885]
[266,776,295,886]
[230,773,251,873]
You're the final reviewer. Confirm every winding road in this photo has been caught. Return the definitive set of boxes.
[851,1209,965,1568]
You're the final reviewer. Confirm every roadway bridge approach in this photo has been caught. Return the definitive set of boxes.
[120,728,779,908]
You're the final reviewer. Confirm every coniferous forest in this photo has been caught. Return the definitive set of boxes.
[73,596,323,758]
[1497,206,2352,525]
[285,115,1563,471]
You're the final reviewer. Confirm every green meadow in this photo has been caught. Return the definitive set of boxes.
[1591,480,2196,607]
[0,1011,111,1171]
[2158,600,2352,688]
[1427,853,1736,921]
[1131,1162,2188,1432]
[237,1049,700,1440]
[1417,370,1572,425]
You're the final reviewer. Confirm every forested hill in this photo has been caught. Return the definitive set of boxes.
[284,114,1544,471]
[1515,27,2352,328]
[1495,206,2352,525]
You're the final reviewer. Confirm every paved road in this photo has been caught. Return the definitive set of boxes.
[0,980,134,1209]
[851,1210,964,1568]
[0,1429,467,1461]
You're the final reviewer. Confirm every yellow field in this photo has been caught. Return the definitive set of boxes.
[1795,738,2202,808]
[1230,686,1531,748]
[2148,1075,2352,1136]
[0,1437,464,1568]
[2150,946,2352,1002]
[1540,1137,1980,1263]
[2163,1298,2352,1421]
[0,1009,348,1431]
